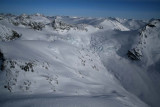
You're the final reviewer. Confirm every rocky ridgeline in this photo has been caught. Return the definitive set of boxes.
[10,14,46,30]
[127,19,160,60]
[52,18,88,31]
[1,14,105,32]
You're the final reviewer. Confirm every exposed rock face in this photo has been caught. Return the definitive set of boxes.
[52,19,73,30]
[147,24,156,28]
[0,51,5,71]
[127,48,142,60]
[52,18,88,31]
[14,14,30,26]
[127,19,160,61]
[0,24,21,41]
[28,22,45,30]
[9,30,21,40]
[1,59,50,92]
[10,14,46,30]
[0,15,3,20]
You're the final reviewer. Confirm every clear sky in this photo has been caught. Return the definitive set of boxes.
[0,0,160,19]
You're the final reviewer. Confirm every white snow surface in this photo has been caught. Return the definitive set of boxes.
[0,14,160,107]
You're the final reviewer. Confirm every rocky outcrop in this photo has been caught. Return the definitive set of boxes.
[0,50,5,71]
[10,14,46,30]
[127,19,160,61]
[127,48,142,60]
[52,19,88,31]
[9,30,21,40]
[1,59,50,92]
[28,22,45,30]
[0,24,21,41]
[52,19,73,30]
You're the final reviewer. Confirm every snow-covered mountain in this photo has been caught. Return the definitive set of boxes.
[0,13,160,107]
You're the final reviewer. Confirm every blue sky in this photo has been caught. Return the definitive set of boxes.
[0,0,160,19]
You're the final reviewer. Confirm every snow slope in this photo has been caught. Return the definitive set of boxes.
[90,19,160,107]
[0,94,148,107]
[0,14,159,107]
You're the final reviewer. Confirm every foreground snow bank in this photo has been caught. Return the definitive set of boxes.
[0,94,148,107]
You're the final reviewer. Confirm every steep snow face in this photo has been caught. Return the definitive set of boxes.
[127,19,160,68]
[130,20,160,107]
[51,16,131,31]
[136,20,160,67]
[52,16,105,26]
[51,17,103,32]
[0,14,159,107]
[0,15,125,95]
[90,19,160,107]
[100,19,130,31]
[127,20,160,107]
[0,38,129,96]
[116,18,147,30]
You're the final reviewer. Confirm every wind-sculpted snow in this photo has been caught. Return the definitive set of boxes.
[0,14,159,107]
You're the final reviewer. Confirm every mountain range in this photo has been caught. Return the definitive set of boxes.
[0,13,160,107]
